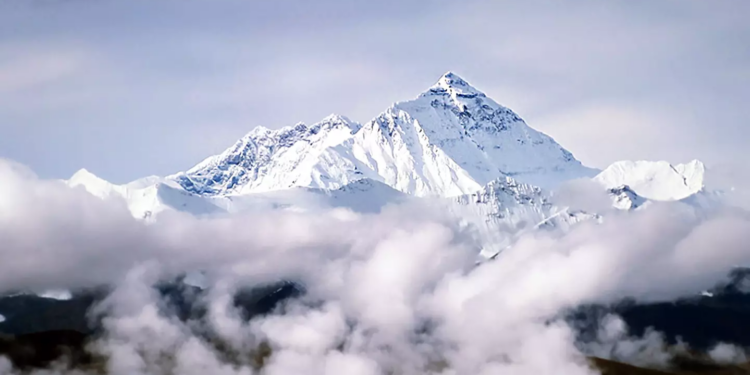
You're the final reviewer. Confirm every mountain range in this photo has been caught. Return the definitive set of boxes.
[13,71,744,375]
[66,72,712,257]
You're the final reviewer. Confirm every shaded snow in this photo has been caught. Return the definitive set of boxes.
[608,185,650,210]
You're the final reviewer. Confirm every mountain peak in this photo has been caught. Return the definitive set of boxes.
[422,71,485,99]
[439,71,468,85]
[70,167,94,179]
[321,113,348,122]
[319,113,361,133]
[171,72,595,197]
[67,167,126,199]
[69,168,106,186]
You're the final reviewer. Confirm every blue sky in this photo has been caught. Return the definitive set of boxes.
[1,0,748,183]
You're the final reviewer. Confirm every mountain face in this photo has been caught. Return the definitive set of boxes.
[608,185,649,210]
[68,169,225,220]
[64,72,722,261]
[447,177,558,257]
[170,72,596,198]
[594,160,705,201]
[170,115,363,196]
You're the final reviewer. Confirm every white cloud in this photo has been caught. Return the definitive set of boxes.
[709,343,748,365]
[2,159,750,374]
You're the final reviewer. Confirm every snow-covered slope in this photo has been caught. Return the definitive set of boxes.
[170,72,596,198]
[68,169,407,218]
[68,169,226,219]
[451,177,553,231]
[68,168,126,199]
[445,176,602,258]
[446,177,552,257]
[608,185,649,210]
[535,209,602,232]
[594,160,705,201]
[214,178,409,215]
[312,178,408,213]
[350,72,597,195]
[171,115,363,195]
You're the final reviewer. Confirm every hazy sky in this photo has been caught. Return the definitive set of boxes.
[1,0,748,183]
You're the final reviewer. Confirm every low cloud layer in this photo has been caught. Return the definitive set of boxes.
[1,158,750,374]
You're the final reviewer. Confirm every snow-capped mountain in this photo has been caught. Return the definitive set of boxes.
[445,177,607,257]
[594,160,705,201]
[446,177,554,256]
[170,114,363,196]
[451,177,553,231]
[170,72,596,198]
[63,72,729,262]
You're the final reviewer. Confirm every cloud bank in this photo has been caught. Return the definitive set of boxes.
[1,158,750,374]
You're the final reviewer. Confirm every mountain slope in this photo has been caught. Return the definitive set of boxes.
[594,160,705,201]
[68,169,227,219]
[445,176,607,258]
[349,72,597,196]
[608,185,650,210]
[62,73,724,258]
[171,115,363,195]
[212,178,409,215]
[67,169,407,218]
[170,72,596,198]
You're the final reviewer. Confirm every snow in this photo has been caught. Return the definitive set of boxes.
[68,169,408,218]
[171,114,362,196]
[594,160,705,201]
[67,167,604,261]
[68,168,127,199]
[61,72,725,261]
[209,178,409,215]
[169,72,597,198]
[66,158,718,263]
[68,170,226,219]
[535,209,602,231]
[608,185,649,210]
[444,176,601,258]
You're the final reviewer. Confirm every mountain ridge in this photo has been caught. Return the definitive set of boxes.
[169,71,597,197]
[62,72,719,260]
